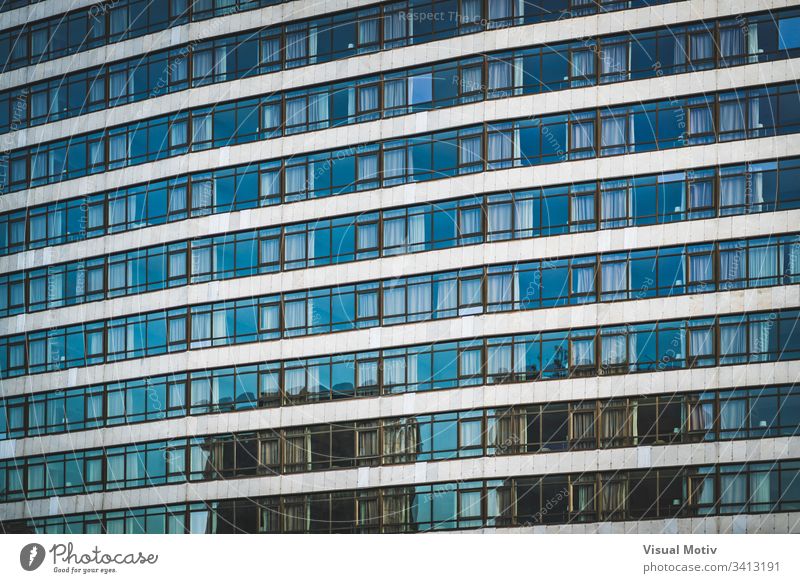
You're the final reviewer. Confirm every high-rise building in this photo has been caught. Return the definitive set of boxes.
[0,0,799,534]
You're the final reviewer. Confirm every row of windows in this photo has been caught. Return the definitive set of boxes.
[0,0,289,70]
[3,460,799,533]
[3,8,797,134]
[1,386,799,502]
[0,194,796,318]
[0,0,675,73]
[2,80,797,198]
[0,0,283,15]
[2,147,798,260]
[1,306,798,425]
[1,230,799,377]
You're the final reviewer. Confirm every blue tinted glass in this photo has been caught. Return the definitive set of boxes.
[779,17,800,50]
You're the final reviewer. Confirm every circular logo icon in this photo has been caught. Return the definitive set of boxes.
[20,543,46,571]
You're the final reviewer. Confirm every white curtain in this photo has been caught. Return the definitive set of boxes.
[488,345,512,377]
[601,262,627,295]
[384,287,406,317]
[358,155,378,181]
[488,274,513,306]
[601,188,627,224]
[720,102,745,133]
[109,71,129,101]
[261,103,281,130]
[690,32,713,62]
[690,107,713,136]
[285,166,307,193]
[384,149,406,178]
[488,61,512,91]
[572,339,594,367]
[461,66,482,95]
[286,31,307,61]
[109,134,128,163]
[408,283,431,315]
[357,291,378,319]
[435,279,457,312]
[571,50,595,78]
[461,0,481,24]
[358,224,377,251]
[720,26,745,59]
[358,86,378,113]
[384,218,405,250]
[749,244,778,284]
[601,116,626,148]
[515,198,534,234]
[689,181,712,209]
[383,357,405,387]
[572,195,594,224]
[571,122,594,150]
[358,18,379,45]
[488,203,512,236]
[285,300,307,330]
[460,349,482,378]
[720,175,745,209]
[720,324,747,359]
[690,328,713,357]
[749,319,773,361]
[488,0,511,21]
[459,208,481,236]
[689,254,712,284]
[602,43,628,79]
[720,474,747,509]
[720,399,746,432]
[601,334,626,365]
[488,132,512,162]
[460,136,482,165]
[384,10,407,42]
[747,20,760,63]
[408,214,426,246]
[750,471,774,506]
[214,46,228,80]
[285,233,306,263]
[286,98,307,128]
[384,80,406,109]
[573,266,594,295]
[784,240,800,281]
[720,248,746,284]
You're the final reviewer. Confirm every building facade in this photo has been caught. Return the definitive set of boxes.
[0,0,800,533]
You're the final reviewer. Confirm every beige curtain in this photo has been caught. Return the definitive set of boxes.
[357,496,380,532]
[259,436,280,472]
[382,489,413,531]
[601,405,627,446]
[284,431,310,472]
[601,478,627,518]
[282,499,308,532]
[383,419,418,463]
[494,408,525,453]
[357,424,379,465]
[570,407,595,448]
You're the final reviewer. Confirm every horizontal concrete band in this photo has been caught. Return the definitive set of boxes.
[1,0,748,94]
[2,1,121,31]
[2,284,797,396]
[3,59,797,215]
[7,3,795,148]
[3,360,797,459]
[4,136,798,277]
[4,207,797,333]
[1,435,796,521]
[0,0,375,81]
[487,512,800,534]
